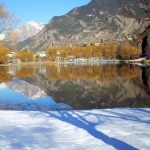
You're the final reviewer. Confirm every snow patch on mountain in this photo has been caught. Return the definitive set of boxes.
[15,21,45,41]
[5,78,46,100]
[31,90,46,100]
[0,34,5,40]
[0,83,7,89]
[0,88,72,110]
[2,21,44,42]
[27,21,44,30]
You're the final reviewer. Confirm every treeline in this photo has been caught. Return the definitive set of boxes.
[16,51,34,62]
[0,41,34,64]
[47,42,141,61]
[0,41,142,64]
[0,42,9,64]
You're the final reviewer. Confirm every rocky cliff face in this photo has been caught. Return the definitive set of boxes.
[19,0,149,52]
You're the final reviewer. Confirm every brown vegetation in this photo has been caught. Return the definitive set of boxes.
[16,50,34,62]
[0,41,9,64]
[118,44,141,60]
[46,42,141,61]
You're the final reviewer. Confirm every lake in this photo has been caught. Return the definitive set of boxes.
[0,63,150,110]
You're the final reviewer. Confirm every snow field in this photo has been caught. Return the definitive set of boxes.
[0,108,150,150]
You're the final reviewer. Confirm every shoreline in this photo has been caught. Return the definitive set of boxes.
[0,59,150,67]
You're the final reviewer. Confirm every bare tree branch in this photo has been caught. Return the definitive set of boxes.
[133,24,150,44]
[117,0,150,22]
[117,0,150,43]
[0,3,18,34]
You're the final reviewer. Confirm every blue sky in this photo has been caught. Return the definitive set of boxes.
[1,0,91,27]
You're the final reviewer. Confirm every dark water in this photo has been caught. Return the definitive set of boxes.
[0,63,150,110]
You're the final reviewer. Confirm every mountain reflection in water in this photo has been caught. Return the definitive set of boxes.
[0,63,150,110]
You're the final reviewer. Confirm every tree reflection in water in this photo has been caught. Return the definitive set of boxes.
[1,64,143,82]
[0,64,150,110]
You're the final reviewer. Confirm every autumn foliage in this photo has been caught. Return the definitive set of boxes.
[16,50,34,62]
[118,44,141,60]
[0,41,9,64]
[46,42,141,61]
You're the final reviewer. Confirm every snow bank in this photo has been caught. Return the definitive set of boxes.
[0,108,150,150]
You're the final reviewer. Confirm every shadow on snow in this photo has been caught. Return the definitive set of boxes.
[43,108,149,150]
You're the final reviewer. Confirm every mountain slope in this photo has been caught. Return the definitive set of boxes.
[15,21,45,41]
[0,34,5,40]
[19,0,149,52]
[24,71,150,110]
[4,78,46,99]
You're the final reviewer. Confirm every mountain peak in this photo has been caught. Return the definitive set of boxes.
[0,34,5,40]
[0,83,7,89]
[19,0,148,52]
[25,21,44,29]
[16,21,45,41]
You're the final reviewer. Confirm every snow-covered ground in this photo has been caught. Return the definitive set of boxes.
[0,108,150,150]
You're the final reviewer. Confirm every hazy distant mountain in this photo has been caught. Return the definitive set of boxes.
[0,83,7,89]
[2,21,44,43]
[2,21,44,44]
[4,79,46,100]
[18,0,148,52]
[0,80,71,110]
[0,34,5,40]
[15,21,45,41]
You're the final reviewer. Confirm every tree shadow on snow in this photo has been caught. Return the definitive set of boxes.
[44,110,139,150]
[103,108,150,124]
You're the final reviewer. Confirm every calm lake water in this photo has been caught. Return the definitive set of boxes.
[0,63,150,110]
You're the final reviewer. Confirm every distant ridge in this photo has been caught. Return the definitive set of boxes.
[18,0,148,52]
[3,21,45,43]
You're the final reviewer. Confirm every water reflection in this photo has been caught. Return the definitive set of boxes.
[0,64,150,110]
[46,64,142,81]
[0,66,12,82]
[1,64,143,81]
[0,87,71,110]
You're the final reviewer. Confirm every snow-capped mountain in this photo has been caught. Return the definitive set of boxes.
[0,34,5,40]
[5,78,46,100]
[0,79,71,110]
[3,21,45,42]
[0,83,7,89]
[15,21,45,41]
[0,88,71,110]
